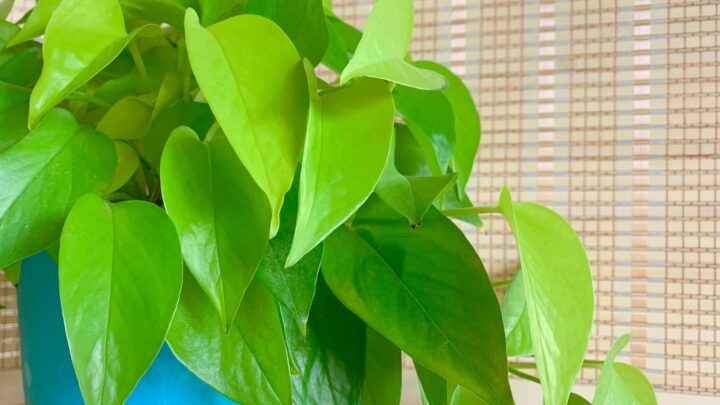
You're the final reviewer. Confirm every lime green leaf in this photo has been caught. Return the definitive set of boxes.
[167,274,290,405]
[29,0,161,127]
[2,260,20,285]
[7,0,61,46]
[0,109,116,268]
[101,141,139,195]
[322,0,332,11]
[340,0,446,90]
[501,269,533,357]
[0,0,13,21]
[322,196,513,404]
[120,0,188,28]
[97,97,153,140]
[376,138,457,225]
[415,61,480,192]
[59,195,182,405]
[497,187,594,405]
[415,363,455,405]
[151,71,181,120]
[198,0,245,25]
[161,127,271,329]
[184,9,308,236]
[322,13,361,73]
[394,84,456,173]
[284,277,364,404]
[287,76,394,266]
[245,0,328,65]
[257,177,322,336]
[593,335,657,405]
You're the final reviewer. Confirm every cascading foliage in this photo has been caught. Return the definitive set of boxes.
[0,0,657,404]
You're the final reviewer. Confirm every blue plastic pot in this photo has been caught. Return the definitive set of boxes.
[16,253,235,405]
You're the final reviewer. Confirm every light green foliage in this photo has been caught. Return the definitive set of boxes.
[593,335,658,405]
[8,0,62,46]
[501,269,533,357]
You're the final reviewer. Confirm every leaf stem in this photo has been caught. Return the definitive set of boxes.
[67,93,112,109]
[128,41,150,90]
[509,359,605,370]
[508,367,540,384]
[442,205,501,217]
[492,279,513,289]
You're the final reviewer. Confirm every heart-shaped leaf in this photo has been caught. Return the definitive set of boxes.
[497,188,594,405]
[59,195,182,405]
[7,0,62,47]
[167,274,290,405]
[287,75,394,266]
[340,0,446,90]
[161,126,271,329]
[322,196,513,404]
[257,177,322,335]
[501,269,533,357]
[244,0,328,65]
[0,108,116,268]
[184,9,308,235]
[592,335,657,405]
[29,0,160,127]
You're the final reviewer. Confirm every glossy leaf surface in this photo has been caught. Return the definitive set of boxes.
[501,269,533,357]
[167,274,290,405]
[415,61,480,192]
[245,0,329,65]
[0,109,115,268]
[59,195,182,405]
[288,77,394,266]
[394,84,456,173]
[322,196,512,404]
[593,335,657,405]
[161,127,271,329]
[97,97,153,140]
[101,141,139,195]
[185,9,308,235]
[257,178,322,335]
[498,188,594,405]
[7,0,61,46]
[340,0,446,90]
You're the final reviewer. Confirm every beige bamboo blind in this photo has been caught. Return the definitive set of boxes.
[1,0,718,398]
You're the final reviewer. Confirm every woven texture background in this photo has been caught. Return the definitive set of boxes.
[1,0,718,397]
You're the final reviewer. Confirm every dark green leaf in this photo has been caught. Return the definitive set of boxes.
[2,260,20,285]
[593,335,657,405]
[0,45,43,87]
[198,0,244,26]
[245,0,328,65]
[394,123,432,177]
[167,273,291,405]
[322,13,361,73]
[362,327,401,405]
[497,187,594,405]
[340,0,446,90]
[501,269,533,357]
[415,363,455,405]
[59,195,182,405]
[442,187,482,227]
[185,9,308,235]
[0,81,30,152]
[257,176,322,336]
[322,196,513,404]
[161,127,271,329]
[287,76,394,266]
[7,0,62,46]
[394,84,456,174]
[0,108,116,268]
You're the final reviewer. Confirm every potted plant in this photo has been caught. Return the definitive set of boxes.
[0,0,657,404]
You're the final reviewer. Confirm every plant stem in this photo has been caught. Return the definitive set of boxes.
[492,279,513,289]
[128,41,150,90]
[67,93,112,109]
[508,367,540,384]
[509,359,605,370]
[442,205,501,217]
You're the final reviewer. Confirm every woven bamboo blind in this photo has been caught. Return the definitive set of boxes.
[0,0,717,398]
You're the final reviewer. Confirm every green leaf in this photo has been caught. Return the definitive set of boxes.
[0,0,13,21]
[0,21,18,47]
[59,194,182,405]
[184,9,308,236]
[322,12,361,73]
[141,101,214,169]
[120,0,188,28]
[0,81,29,152]
[376,138,457,225]
[101,141,139,195]
[501,269,533,357]
[0,108,116,268]
[287,76,394,266]
[161,126,271,329]
[167,273,291,405]
[245,0,329,65]
[415,364,455,405]
[339,0,446,90]
[2,260,20,285]
[497,187,594,405]
[198,0,245,26]
[322,196,513,404]
[28,0,160,127]
[362,327,402,405]
[394,123,432,177]
[567,393,591,405]
[593,335,657,405]
[394,84,456,174]
[442,187,482,227]
[415,61,480,192]
[256,176,322,336]
[151,71,181,120]
[97,96,153,140]
[0,45,43,87]
[7,0,62,47]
